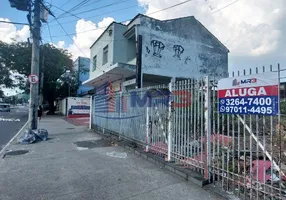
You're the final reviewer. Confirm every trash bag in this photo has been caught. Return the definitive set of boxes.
[35,129,48,141]
[18,129,36,144]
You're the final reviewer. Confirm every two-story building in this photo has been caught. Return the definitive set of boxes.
[83,14,229,92]
[73,57,94,97]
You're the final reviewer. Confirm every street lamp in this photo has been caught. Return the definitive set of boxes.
[65,70,71,97]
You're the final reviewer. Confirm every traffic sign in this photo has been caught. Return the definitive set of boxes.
[28,74,39,84]
[218,72,279,115]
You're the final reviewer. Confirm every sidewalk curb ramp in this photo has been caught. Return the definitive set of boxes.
[92,127,234,200]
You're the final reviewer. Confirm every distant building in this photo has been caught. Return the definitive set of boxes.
[73,57,93,97]
[83,14,229,92]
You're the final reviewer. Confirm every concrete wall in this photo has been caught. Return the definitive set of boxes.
[138,16,228,79]
[113,24,128,64]
[127,40,136,64]
[59,98,67,116]
[90,24,115,79]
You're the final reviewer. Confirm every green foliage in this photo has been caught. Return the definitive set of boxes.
[280,100,286,115]
[0,41,74,112]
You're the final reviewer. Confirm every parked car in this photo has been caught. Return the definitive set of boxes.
[0,103,10,112]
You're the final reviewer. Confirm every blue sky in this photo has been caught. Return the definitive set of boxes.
[1,0,144,47]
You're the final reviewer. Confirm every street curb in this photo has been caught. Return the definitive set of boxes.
[0,120,30,157]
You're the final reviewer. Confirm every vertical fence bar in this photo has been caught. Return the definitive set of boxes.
[270,65,274,198]
[237,111,241,197]
[278,63,282,199]
[190,79,194,159]
[212,78,216,184]
[195,80,199,168]
[167,79,173,161]
[222,113,225,189]
[89,95,93,129]
[217,90,221,186]
[204,76,211,179]
[178,81,181,161]
[226,111,230,191]
[175,81,179,161]
[255,67,259,200]
[187,79,190,163]
[243,114,246,199]
[270,115,274,198]
[262,65,266,200]
[146,96,150,152]
[249,68,253,199]
[200,78,204,174]
[183,80,187,162]
[231,114,235,192]
[119,91,122,140]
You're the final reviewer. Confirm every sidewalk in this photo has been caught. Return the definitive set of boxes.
[0,116,224,200]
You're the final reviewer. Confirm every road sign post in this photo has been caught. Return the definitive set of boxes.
[28,0,41,130]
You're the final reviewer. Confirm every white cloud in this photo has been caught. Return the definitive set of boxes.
[123,20,130,25]
[57,41,65,48]
[68,17,115,60]
[0,18,30,43]
[138,0,286,57]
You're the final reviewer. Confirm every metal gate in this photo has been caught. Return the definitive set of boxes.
[91,64,285,199]
[209,64,285,200]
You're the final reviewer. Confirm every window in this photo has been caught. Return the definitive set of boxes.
[103,45,108,65]
[92,55,97,71]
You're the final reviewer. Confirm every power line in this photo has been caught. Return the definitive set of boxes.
[46,2,99,28]
[64,0,92,14]
[56,0,91,19]
[47,23,53,43]
[72,0,103,11]
[211,0,241,14]
[51,0,194,37]
[0,20,29,25]
[147,0,193,16]
[48,0,88,23]
[59,0,74,7]
[49,4,137,27]
[61,0,131,18]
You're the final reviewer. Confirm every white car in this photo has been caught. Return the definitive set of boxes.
[0,103,10,112]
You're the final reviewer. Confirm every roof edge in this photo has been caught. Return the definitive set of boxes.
[89,22,126,49]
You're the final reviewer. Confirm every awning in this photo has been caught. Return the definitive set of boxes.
[82,63,136,87]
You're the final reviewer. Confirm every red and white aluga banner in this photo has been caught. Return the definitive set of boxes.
[218,72,279,115]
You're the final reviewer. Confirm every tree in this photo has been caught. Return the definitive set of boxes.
[0,41,73,113]
[0,41,18,88]
[39,44,73,114]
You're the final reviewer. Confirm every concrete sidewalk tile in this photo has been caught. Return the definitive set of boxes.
[0,116,224,200]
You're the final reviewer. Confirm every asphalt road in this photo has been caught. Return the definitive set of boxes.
[0,106,28,151]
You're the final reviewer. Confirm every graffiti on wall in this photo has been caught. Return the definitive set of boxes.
[150,40,165,58]
[146,46,150,54]
[173,45,184,60]
[142,33,227,78]
[185,56,191,64]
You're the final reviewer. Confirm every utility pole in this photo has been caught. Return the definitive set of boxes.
[28,0,41,130]
[8,0,41,129]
